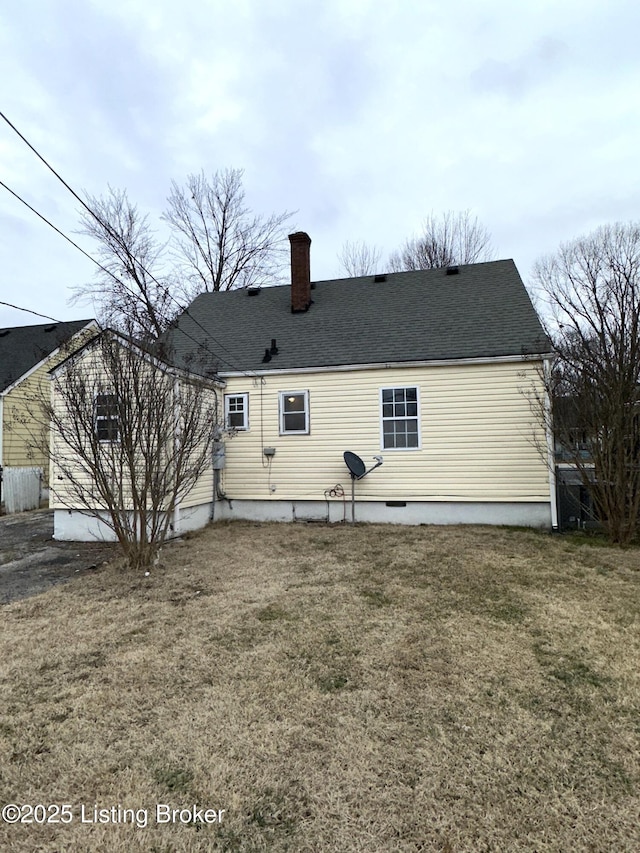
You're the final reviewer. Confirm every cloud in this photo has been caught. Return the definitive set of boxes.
[470,37,567,98]
[2,0,640,326]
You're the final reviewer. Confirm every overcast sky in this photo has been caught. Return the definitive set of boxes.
[1,0,639,328]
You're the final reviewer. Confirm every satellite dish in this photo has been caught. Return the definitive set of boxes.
[344,451,366,479]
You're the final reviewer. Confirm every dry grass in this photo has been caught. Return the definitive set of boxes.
[1,522,639,852]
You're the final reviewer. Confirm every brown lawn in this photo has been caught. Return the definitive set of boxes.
[1,522,639,852]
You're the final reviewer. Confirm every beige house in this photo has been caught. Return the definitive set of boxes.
[50,233,557,540]
[0,319,97,509]
[166,233,557,529]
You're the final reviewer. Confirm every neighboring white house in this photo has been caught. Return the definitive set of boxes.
[49,331,223,542]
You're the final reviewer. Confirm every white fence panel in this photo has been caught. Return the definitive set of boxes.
[3,467,42,514]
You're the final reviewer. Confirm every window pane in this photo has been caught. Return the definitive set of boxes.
[382,403,393,418]
[407,402,418,417]
[394,389,404,402]
[383,420,395,448]
[96,394,117,417]
[284,412,306,431]
[407,432,419,448]
[394,402,406,417]
[406,388,417,402]
[228,412,244,428]
[97,418,118,441]
[382,389,393,403]
[284,394,305,413]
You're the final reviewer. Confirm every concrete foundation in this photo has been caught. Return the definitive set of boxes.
[54,498,551,541]
[213,499,552,528]
[53,502,214,542]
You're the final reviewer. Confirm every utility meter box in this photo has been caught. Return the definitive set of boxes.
[212,440,225,470]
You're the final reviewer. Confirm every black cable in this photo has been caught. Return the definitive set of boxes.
[0,191,253,383]
[0,299,61,324]
[0,178,127,285]
[0,110,258,378]
[0,179,241,372]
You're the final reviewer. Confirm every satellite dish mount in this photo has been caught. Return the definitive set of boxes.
[343,451,383,522]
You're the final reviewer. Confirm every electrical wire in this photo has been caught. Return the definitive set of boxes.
[0,178,131,288]
[0,111,260,379]
[0,178,245,373]
[0,299,61,324]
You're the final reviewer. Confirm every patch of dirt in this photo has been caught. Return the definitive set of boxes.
[0,510,117,604]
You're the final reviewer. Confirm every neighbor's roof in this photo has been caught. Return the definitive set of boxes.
[0,319,96,393]
[168,260,551,375]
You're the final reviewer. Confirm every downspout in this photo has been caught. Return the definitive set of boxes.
[210,388,231,519]
[209,386,233,520]
[211,389,219,522]
[543,357,559,531]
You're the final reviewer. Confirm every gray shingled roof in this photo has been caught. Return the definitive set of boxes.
[167,260,550,375]
[0,320,95,393]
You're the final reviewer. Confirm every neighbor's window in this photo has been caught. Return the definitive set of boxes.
[380,387,420,449]
[225,393,249,430]
[279,391,309,434]
[95,393,119,442]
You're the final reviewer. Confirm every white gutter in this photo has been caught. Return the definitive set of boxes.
[219,352,556,378]
[544,357,559,530]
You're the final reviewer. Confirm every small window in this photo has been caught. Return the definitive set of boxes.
[225,393,249,430]
[279,391,309,434]
[380,387,420,449]
[95,393,119,442]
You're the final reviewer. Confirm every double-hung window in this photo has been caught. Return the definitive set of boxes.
[225,393,249,430]
[95,393,119,442]
[279,391,309,434]
[380,387,420,449]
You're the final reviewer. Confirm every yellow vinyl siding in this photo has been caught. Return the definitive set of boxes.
[219,361,548,502]
[178,386,218,509]
[2,325,97,486]
[4,363,58,483]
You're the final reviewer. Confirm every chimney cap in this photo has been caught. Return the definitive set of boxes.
[288,231,311,243]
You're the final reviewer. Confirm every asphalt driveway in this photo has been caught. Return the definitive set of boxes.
[0,510,117,604]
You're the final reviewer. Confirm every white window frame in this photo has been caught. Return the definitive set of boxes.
[224,392,249,431]
[279,390,310,435]
[95,392,120,443]
[379,386,421,450]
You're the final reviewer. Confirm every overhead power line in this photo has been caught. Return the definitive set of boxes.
[0,299,61,324]
[0,178,124,282]
[0,112,259,377]
[0,176,244,373]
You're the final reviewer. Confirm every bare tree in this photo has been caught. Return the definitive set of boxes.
[71,187,174,339]
[533,221,640,544]
[337,240,383,277]
[389,210,495,271]
[163,168,294,296]
[47,332,219,569]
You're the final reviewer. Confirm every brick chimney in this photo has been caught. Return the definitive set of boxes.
[289,231,312,313]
